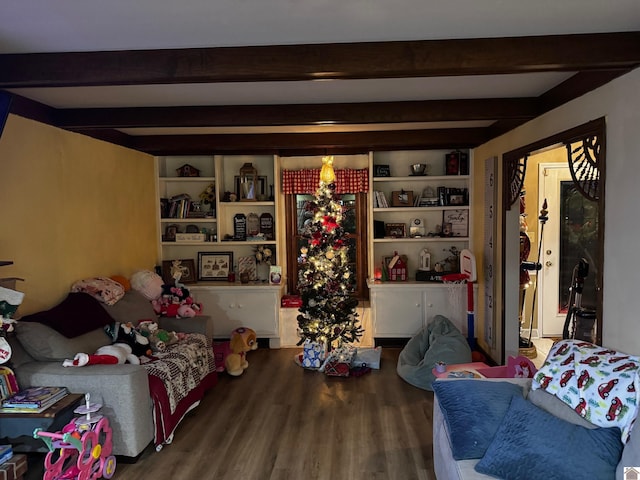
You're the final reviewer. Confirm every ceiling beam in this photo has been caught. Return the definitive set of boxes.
[129,128,490,155]
[56,98,538,129]
[1,32,639,88]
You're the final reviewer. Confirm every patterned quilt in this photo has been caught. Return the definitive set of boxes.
[142,333,217,446]
[532,339,640,443]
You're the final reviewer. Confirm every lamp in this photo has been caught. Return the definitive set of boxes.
[239,163,258,201]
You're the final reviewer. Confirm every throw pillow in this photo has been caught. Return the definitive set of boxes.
[101,290,157,325]
[532,339,640,443]
[432,379,524,460]
[70,276,125,305]
[15,321,111,362]
[21,292,116,338]
[475,395,623,480]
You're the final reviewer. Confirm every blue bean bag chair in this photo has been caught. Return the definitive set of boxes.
[397,315,472,391]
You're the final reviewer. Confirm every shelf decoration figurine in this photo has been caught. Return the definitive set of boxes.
[239,162,258,201]
[419,249,431,271]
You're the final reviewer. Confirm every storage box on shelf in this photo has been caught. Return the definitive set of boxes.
[368,149,473,339]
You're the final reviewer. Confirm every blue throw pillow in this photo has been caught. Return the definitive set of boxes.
[432,380,524,460]
[475,395,623,480]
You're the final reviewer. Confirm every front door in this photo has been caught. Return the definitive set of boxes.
[538,163,599,337]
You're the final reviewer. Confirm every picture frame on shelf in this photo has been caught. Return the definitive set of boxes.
[391,190,414,207]
[373,165,391,177]
[442,209,469,237]
[384,222,406,238]
[162,224,179,242]
[234,176,267,201]
[162,259,197,285]
[448,193,466,206]
[198,251,234,281]
[269,265,282,285]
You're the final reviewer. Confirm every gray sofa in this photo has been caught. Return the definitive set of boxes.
[8,290,215,459]
[433,377,639,480]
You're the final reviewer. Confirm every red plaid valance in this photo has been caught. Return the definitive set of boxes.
[281,168,369,194]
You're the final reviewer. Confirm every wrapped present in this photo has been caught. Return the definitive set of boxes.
[324,360,351,377]
[322,346,356,377]
[353,346,382,369]
[302,341,325,369]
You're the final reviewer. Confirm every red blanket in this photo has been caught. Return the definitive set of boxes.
[143,333,217,447]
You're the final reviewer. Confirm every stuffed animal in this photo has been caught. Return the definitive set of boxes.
[130,270,164,301]
[62,343,139,367]
[153,285,202,318]
[224,327,258,376]
[137,320,179,352]
[104,322,152,358]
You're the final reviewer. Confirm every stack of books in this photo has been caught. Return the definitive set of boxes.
[0,445,12,465]
[0,366,18,401]
[373,191,389,208]
[0,386,68,413]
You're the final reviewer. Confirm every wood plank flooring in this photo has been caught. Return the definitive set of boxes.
[29,347,436,480]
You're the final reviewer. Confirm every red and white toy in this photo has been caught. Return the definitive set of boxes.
[62,343,140,367]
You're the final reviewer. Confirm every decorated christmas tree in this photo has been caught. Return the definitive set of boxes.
[296,156,363,351]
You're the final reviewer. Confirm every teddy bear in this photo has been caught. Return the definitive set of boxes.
[137,320,179,352]
[62,343,139,367]
[213,327,257,376]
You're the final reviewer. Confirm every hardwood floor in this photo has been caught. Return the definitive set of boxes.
[28,347,435,480]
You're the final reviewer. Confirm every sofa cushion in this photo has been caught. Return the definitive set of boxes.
[432,379,524,460]
[71,276,125,306]
[101,290,157,325]
[527,387,597,429]
[15,322,111,362]
[21,292,116,338]
[475,395,623,480]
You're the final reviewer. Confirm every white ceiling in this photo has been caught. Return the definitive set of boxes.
[2,0,639,137]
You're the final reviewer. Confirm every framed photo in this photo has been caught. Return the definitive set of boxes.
[234,175,267,200]
[385,222,406,238]
[448,193,466,205]
[162,259,196,284]
[442,209,469,237]
[162,224,179,242]
[198,251,234,281]
[391,190,414,207]
[269,265,282,285]
[374,165,391,177]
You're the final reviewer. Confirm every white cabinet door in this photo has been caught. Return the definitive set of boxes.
[371,287,423,337]
[423,284,477,337]
[190,286,279,338]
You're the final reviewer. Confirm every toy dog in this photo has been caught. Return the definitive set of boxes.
[222,327,257,376]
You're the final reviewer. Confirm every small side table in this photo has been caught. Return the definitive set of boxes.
[432,361,489,379]
[0,393,83,452]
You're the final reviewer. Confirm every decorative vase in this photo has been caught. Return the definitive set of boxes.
[256,262,270,282]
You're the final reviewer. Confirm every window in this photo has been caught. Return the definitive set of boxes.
[285,192,368,299]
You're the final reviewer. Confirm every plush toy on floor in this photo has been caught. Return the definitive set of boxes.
[213,327,257,376]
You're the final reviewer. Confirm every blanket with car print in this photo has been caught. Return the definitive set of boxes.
[532,339,640,443]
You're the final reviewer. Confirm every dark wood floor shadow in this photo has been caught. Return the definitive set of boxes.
[27,347,435,480]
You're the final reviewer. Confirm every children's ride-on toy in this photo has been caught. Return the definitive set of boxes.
[34,393,116,480]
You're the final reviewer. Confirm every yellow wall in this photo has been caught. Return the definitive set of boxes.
[0,115,157,315]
